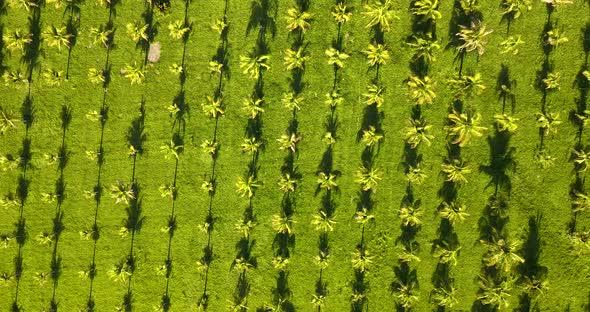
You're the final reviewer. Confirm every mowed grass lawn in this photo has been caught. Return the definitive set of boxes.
[1,0,590,311]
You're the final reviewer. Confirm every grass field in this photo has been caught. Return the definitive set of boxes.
[1,0,590,311]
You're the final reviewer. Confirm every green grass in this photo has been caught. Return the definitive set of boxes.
[1,0,590,311]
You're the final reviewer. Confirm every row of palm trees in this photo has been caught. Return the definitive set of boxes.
[195,0,229,310]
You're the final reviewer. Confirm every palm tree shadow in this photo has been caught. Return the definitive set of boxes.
[23,10,42,80]
[247,0,277,38]
[0,26,6,75]
[479,129,515,195]
[127,101,146,155]
[496,64,517,113]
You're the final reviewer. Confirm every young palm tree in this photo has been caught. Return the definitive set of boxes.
[0,110,19,135]
[536,111,561,136]
[234,218,256,239]
[546,29,568,47]
[363,43,389,67]
[407,34,440,63]
[160,140,183,160]
[281,92,304,111]
[361,126,383,147]
[542,0,573,6]
[311,211,336,232]
[494,114,519,133]
[363,83,385,107]
[7,0,38,11]
[201,96,225,119]
[354,208,375,225]
[241,97,265,119]
[2,69,28,86]
[158,184,176,199]
[394,281,419,308]
[411,0,442,21]
[431,286,459,308]
[406,165,427,185]
[459,0,480,13]
[362,0,399,33]
[407,75,436,105]
[403,117,434,148]
[108,261,132,283]
[42,68,64,86]
[271,256,289,271]
[399,199,423,227]
[90,25,114,48]
[317,172,338,190]
[444,109,487,147]
[571,191,590,213]
[441,159,471,183]
[35,231,54,246]
[271,213,296,235]
[278,173,297,193]
[542,72,561,90]
[325,89,344,108]
[572,147,590,173]
[285,7,312,33]
[438,201,469,225]
[209,60,223,74]
[477,276,512,308]
[241,137,262,155]
[332,2,353,25]
[447,73,486,98]
[500,36,525,55]
[3,29,32,54]
[501,0,531,19]
[311,294,326,309]
[457,23,493,56]
[481,238,524,272]
[239,54,271,80]
[325,48,349,68]
[233,257,254,272]
[88,68,106,85]
[123,63,146,85]
[211,18,228,35]
[283,47,309,71]
[110,181,135,204]
[236,175,261,198]
[277,133,301,153]
[351,248,374,272]
[168,20,190,40]
[432,244,460,266]
[355,166,382,191]
[42,25,72,51]
[126,21,149,43]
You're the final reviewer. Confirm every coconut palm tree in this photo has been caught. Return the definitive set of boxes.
[459,0,480,15]
[42,25,72,51]
[277,173,297,193]
[362,0,399,33]
[271,213,296,235]
[241,137,262,155]
[411,0,442,21]
[407,75,436,105]
[571,147,590,172]
[108,261,132,283]
[234,218,256,239]
[399,199,423,227]
[311,294,326,309]
[500,36,525,55]
[438,201,469,225]
[232,257,254,272]
[283,47,309,71]
[363,83,385,107]
[546,29,568,47]
[123,63,146,85]
[542,72,561,90]
[494,114,519,133]
[239,54,271,80]
[277,133,301,153]
[394,281,419,308]
[407,34,440,63]
[432,244,460,266]
[406,165,427,185]
[501,0,531,19]
[317,172,338,190]
[481,238,524,272]
[325,48,349,68]
[311,211,336,232]
[168,20,190,40]
[285,7,312,33]
[431,286,459,308]
[200,139,218,157]
[42,68,64,86]
[457,23,493,56]
[355,166,382,191]
[536,111,561,136]
[351,248,374,272]
[110,181,135,204]
[2,69,28,86]
[361,126,383,147]
[332,2,353,24]
[542,0,573,6]
[160,140,183,160]
[315,250,330,269]
[0,110,19,135]
[87,68,105,85]
[281,92,304,111]
[241,97,265,119]
[90,25,113,48]
[363,43,389,67]
[477,276,512,308]
[447,73,486,98]
[572,191,590,213]
[403,117,434,148]
[35,231,54,246]
[441,159,471,183]
[211,18,228,35]
[3,29,32,54]
[126,21,149,43]
[236,175,261,198]
[209,60,223,74]
[201,96,225,119]
[271,256,289,271]
[520,276,549,297]
[6,0,38,11]
[444,109,487,147]
[325,89,344,108]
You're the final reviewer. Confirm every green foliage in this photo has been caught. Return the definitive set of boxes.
[285,7,312,33]
[444,109,487,147]
[239,54,271,79]
[363,0,399,33]
[407,75,436,105]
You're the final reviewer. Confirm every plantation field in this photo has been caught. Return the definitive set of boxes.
[1,0,590,311]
